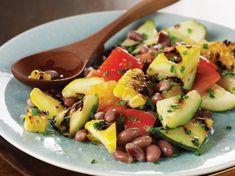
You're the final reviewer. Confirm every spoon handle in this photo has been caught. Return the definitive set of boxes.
[91,0,178,45]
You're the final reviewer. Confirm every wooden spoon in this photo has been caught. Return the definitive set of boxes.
[11,0,178,89]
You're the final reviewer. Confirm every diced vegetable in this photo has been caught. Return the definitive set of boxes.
[62,77,104,98]
[201,84,235,111]
[30,88,64,118]
[168,20,207,45]
[51,94,98,136]
[156,117,213,152]
[86,80,120,110]
[121,20,157,47]
[123,109,156,135]
[113,69,147,108]
[192,58,221,93]
[98,47,143,81]
[157,90,201,129]
[85,120,117,153]
[24,108,48,133]
[28,70,52,80]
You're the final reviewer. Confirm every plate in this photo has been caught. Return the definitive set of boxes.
[0,11,235,176]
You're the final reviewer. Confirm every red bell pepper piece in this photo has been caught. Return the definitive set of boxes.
[122,109,157,135]
[98,47,143,81]
[200,56,218,70]
[193,58,221,93]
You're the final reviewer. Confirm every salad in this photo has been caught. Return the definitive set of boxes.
[23,19,235,163]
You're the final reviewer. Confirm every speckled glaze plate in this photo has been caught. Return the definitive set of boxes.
[0,11,235,176]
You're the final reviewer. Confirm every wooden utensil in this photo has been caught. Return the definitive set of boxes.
[11,0,178,89]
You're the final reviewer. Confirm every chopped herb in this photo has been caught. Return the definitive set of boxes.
[142,33,148,40]
[176,95,182,100]
[91,159,97,164]
[157,76,164,81]
[153,161,160,165]
[40,130,53,136]
[116,116,124,124]
[226,126,232,131]
[182,50,188,55]
[93,121,107,130]
[148,127,158,135]
[138,105,145,110]
[194,151,202,156]
[170,104,180,109]
[208,88,215,98]
[183,95,189,99]
[169,33,176,45]
[184,128,192,135]
[179,66,185,73]
[146,98,155,111]
[170,65,175,73]
[148,68,152,72]
[167,109,173,113]
[191,137,200,147]
[104,71,109,76]
[203,43,209,49]
[119,100,127,106]
[169,57,177,62]
[127,116,140,122]
[31,108,39,116]
[127,46,135,53]
[187,28,193,34]
[118,69,126,75]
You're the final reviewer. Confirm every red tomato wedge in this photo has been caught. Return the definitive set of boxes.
[122,109,157,135]
[98,47,143,81]
[193,58,221,93]
[200,56,218,70]
[102,105,128,112]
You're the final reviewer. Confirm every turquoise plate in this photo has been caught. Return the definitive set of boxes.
[0,11,235,176]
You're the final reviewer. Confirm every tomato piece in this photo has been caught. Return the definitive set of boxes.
[102,105,128,112]
[122,109,157,135]
[193,59,221,93]
[98,47,143,81]
[200,56,218,70]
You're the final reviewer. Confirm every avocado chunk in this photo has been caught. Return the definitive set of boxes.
[52,94,98,137]
[157,90,202,129]
[156,117,213,152]
[121,20,157,47]
[168,20,207,45]
[201,84,235,112]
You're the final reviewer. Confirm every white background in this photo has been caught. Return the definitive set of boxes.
[160,0,235,29]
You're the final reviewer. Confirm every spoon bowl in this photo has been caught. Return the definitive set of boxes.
[11,0,178,89]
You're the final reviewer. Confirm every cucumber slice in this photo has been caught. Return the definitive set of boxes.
[217,75,235,94]
[121,20,157,47]
[156,118,210,152]
[201,84,235,111]
[62,77,104,98]
[168,20,207,44]
[157,90,201,129]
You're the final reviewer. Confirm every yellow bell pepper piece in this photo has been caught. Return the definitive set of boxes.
[85,120,116,153]
[62,77,104,98]
[86,80,119,110]
[113,68,146,108]
[24,109,48,133]
[30,88,64,118]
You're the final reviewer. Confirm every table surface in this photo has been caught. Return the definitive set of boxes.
[0,0,235,175]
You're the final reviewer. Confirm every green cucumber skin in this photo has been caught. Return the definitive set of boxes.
[156,127,208,152]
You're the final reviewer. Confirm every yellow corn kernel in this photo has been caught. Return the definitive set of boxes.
[113,69,146,108]
[29,70,52,80]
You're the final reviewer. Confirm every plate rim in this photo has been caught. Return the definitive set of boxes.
[1,10,235,176]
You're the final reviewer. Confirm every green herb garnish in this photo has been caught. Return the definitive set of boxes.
[104,71,109,76]
[142,33,148,40]
[167,109,173,113]
[91,159,97,164]
[153,161,160,165]
[187,28,193,34]
[31,108,39,116]
[119,100,127,106]
[170,104,180,109]
[184,128,192,135]
[182,50,188,55]
[221,70,235,78]
[191,137,199,147]
[169,33,176,45]
[93,121,106,130]
[170,65,175,73]
[208,88,215,98]
[203,43,209,49]
[179,66,185,73]
[127,46,135,53]
[118,69,126,75]
[226,126,232,131]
